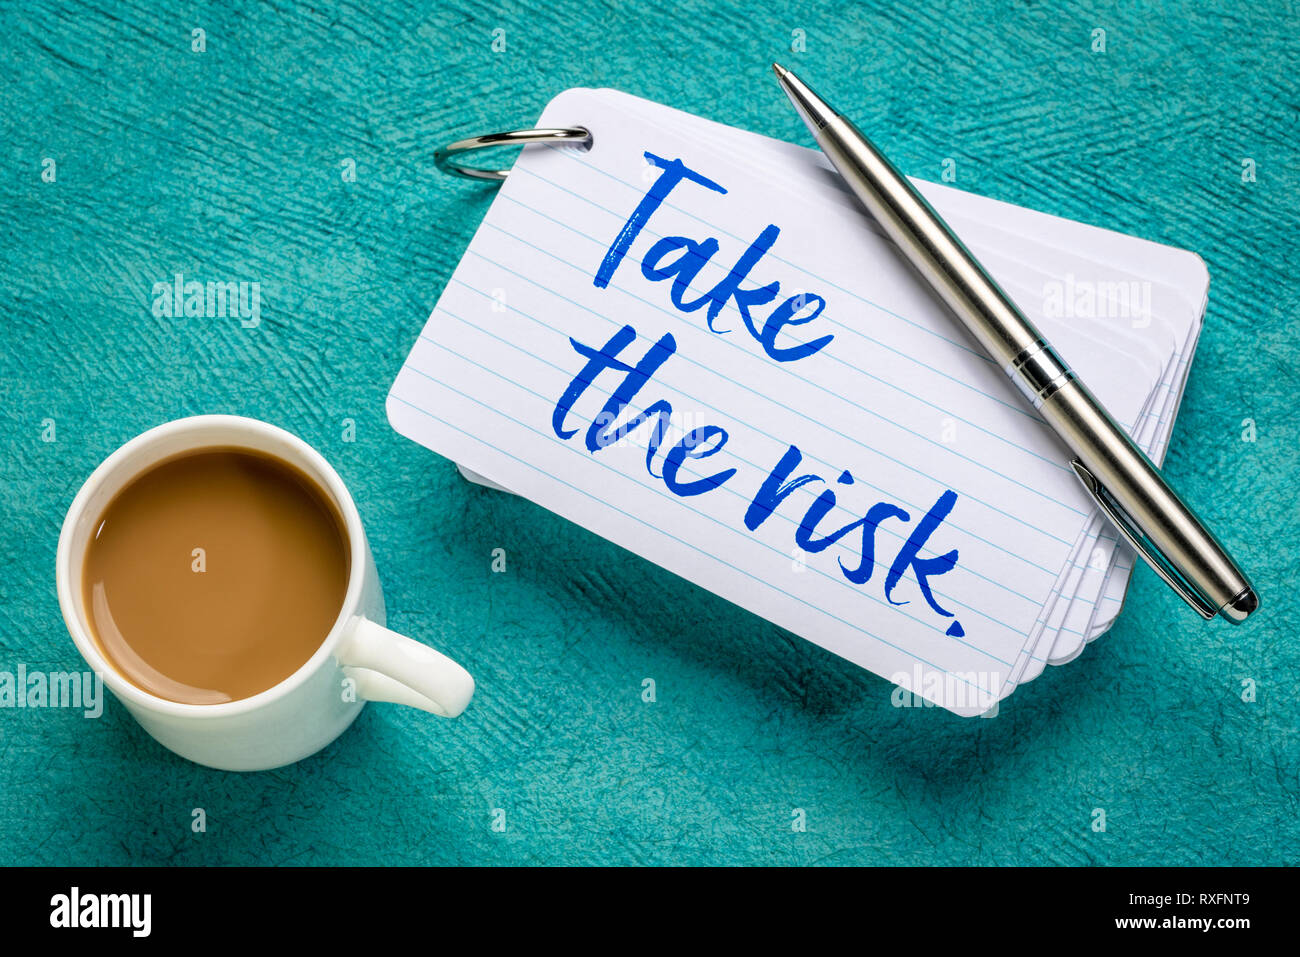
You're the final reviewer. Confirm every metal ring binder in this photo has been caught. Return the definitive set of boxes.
[434,127,593,181]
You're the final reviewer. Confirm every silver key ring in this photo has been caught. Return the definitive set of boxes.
[434,127,593,181]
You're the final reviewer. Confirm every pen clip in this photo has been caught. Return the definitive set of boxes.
[1069,459,1217,619]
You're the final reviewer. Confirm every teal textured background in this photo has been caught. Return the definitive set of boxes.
[1,0,1296,866]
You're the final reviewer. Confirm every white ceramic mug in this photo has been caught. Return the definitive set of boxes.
[55,414,474,772]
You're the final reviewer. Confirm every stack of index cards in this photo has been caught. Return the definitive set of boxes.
[388,89,1208,714]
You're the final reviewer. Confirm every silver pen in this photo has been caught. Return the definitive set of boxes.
[773,63,1258,622]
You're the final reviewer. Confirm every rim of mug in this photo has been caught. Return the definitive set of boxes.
[55,414,367,720]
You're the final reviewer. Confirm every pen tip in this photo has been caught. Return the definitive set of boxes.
[772,62,789,80]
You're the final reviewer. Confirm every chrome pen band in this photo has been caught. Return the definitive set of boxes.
[1003,341,1076,410]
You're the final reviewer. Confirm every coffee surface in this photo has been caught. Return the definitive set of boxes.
[83,448,350,704]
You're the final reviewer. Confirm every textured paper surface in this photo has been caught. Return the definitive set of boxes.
[3,0,1291,866]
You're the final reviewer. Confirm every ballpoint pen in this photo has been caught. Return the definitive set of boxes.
[773,63,1258,622]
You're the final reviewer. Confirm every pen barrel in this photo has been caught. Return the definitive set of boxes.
[813,114,1255,621]
[1038,377,1251,616]
[817,115,1045,368]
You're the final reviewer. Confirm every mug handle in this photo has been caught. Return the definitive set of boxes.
[338,618,475,718]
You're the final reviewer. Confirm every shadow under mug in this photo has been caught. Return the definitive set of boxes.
[55,414,475,772]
